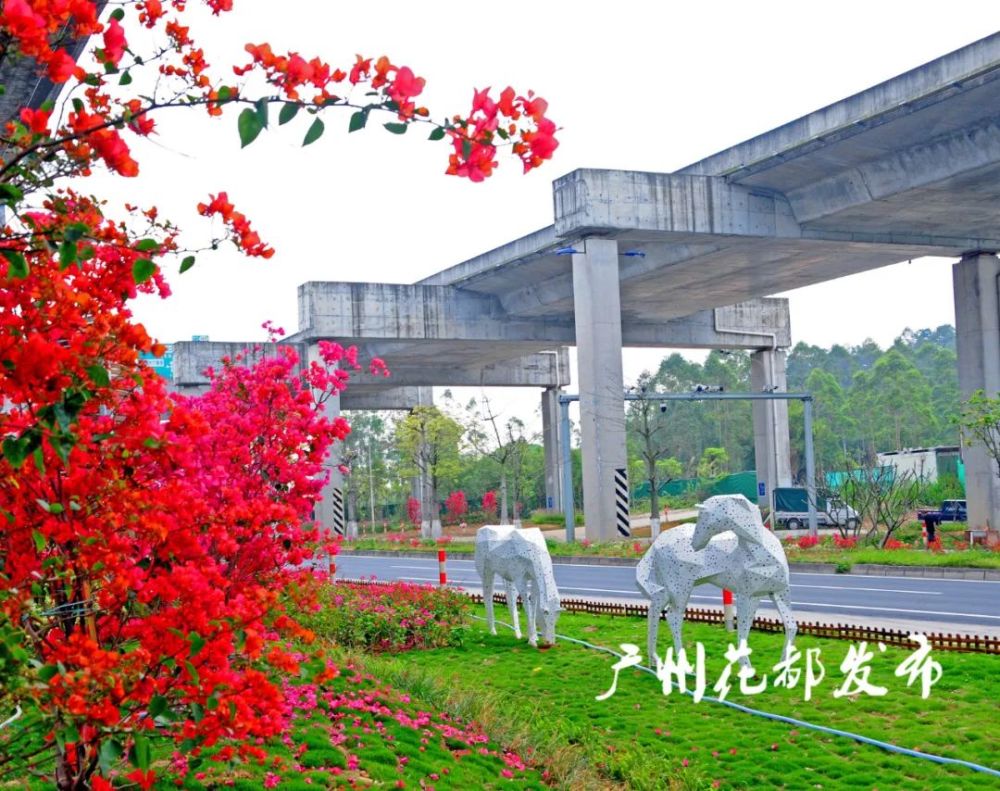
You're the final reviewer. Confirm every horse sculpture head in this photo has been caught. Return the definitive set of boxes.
[691,494,765,550]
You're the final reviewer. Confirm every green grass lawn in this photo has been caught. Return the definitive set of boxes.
[173,662,548,790]
[359,611,1000,790]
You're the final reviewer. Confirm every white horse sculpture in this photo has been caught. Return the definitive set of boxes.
[475,525,561,646]
[636,494,797,670]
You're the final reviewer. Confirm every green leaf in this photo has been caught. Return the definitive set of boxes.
[1,249,28,279]
[130,734,150,770]
[190,701,204,723]
[72,98,85,114]
[119,71,132,86]
[348,110,367,133]
[428,127,446,141]
[254,97,269,128]
[0,183,23,204]
[110,7,125,20]
[237,107,264,148]
[132,258,156,284]
[135,238,159,252]
[32,530,46,554]
[384,122,408,135]
[278,102,299,125]
[216,85,233,103]
[58,239,77,268]
[86,365,111,388]
[2,436,27,468]
[185,660,200,685]
[179,255,196,274]
[37,664,59,682]
[303,117,325,146]
[148,694,168,719]
[99,739,123,773]
[189,631,206,657]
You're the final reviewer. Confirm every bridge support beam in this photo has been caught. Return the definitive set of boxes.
[750,349,793,514]
[573,239,630,540]
[541,387,563,510]
[953,252,1000,531]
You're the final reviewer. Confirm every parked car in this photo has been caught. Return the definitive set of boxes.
[773,486,860,530]
[917,499,967,524]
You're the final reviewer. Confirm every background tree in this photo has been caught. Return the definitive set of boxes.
[959,390,1000,475]
[839,466,924,546]
[626,373,683,533]
[343,411,396,530]
[460,395,526,524]
[394,406,463,537]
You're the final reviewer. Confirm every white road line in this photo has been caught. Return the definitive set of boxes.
[777,601,1000,620]
[790,571,1000,584]
[790,584,940,595]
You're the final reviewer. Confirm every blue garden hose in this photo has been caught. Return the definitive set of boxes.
[471,614,1000,780]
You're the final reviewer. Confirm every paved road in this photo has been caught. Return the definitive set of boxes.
[337,553,1000,631]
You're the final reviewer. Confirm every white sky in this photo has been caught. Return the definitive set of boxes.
[85,2,1000,433]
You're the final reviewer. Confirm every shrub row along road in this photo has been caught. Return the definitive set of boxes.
[337,554,1000,631]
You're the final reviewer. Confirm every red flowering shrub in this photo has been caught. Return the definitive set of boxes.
[300,581,469,652]
[0,1,558,786]
[407,496,422,526]
[883,538,908,550]
[482,490,499,521]
[797,535,820,550]
[833,535,858,549]
[436,535,454,546]
[445,490,469,523]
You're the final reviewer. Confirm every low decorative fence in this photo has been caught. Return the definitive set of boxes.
[335,578,1000,655]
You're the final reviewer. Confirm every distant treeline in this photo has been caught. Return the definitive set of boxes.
[637,325,958,480]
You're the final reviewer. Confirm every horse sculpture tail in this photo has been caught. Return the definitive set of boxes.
[635,546,664,599]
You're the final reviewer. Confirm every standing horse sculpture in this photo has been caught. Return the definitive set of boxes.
[475,525,561,646]
[636,494,797,671]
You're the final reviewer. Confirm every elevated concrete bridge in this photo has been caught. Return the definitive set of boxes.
[409,33,1000,537]
[174,33,1000,540]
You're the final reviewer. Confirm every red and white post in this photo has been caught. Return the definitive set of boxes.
[722,588,735,632]
[438,549,447,587]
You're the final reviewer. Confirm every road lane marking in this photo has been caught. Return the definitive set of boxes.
[790,571,1000,584]
[790,584,940,595]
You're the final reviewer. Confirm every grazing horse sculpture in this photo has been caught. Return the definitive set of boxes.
[636,494,797,671]
[475,525,561,646]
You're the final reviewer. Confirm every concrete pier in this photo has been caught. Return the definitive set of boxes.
[541,387,563,510]
[573,239,630,540]
[953,253,1000,530]
[750,349,793,512]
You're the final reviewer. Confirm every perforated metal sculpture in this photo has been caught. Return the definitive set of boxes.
[475,525,561,646]
[636,494,797,670]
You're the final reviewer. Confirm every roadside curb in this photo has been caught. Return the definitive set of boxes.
[339,548,1000,579]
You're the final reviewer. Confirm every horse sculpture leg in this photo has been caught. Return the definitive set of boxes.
[483,569,497,636]
[504,578,522,639]
[735,594,760,673]
[524,577,538,647]
[666,587,691,660]
[770,591,798,662]
[646,589,669,666]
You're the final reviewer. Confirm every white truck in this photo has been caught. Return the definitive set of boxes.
[773,487,860,530]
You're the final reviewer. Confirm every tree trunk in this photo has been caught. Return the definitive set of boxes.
[346,482,359,539]
[649,476,661,535]
[499,472,509,525]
